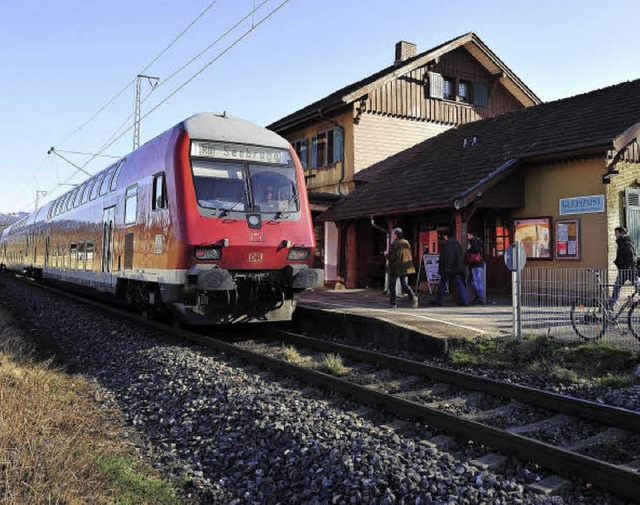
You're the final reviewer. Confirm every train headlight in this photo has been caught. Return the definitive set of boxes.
[194,246,222,260]
[287,247,310,261]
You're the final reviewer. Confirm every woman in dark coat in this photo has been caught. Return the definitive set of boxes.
[387,228,419,308]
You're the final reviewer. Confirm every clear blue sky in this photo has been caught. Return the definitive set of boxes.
[1,0,638,213]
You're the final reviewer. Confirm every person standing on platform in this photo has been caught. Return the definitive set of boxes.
[432,230,468,306]
[466,231,485,304]
[610,226,637,308]
[387,228,419,309]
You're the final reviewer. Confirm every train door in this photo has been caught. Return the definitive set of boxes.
[101,207,115,274]
[44,229,50,268]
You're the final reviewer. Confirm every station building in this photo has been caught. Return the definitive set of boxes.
[268,32,540,287]
[319,79,640,292]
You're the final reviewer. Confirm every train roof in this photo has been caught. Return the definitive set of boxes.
[181,113,289,150]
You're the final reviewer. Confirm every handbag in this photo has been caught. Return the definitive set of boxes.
[465,251,481,265]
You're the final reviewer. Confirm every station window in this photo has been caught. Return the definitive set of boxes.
[311,127,343,169]
[490,218,511,257]
[124,185,138,225]
[152,173,167,210]
[293,139,308,170]
[443,77,456,101]
[458,80,472,103]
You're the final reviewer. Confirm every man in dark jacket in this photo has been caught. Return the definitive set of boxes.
[387,228,419,308]
[610,226,637,307]
[432,230,468,306]
[466,231,485,304]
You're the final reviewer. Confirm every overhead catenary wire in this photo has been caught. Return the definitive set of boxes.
[53,0,223,149]
[13,0,292,212]
[81,0,271,172]
[13,0,225,212]
[81,0,291,169]
[54,150,121,159]
[87,0,291,161]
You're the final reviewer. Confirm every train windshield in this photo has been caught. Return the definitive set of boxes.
[192,159,299,215]
[193,161,249,211]
[248,164,298,214]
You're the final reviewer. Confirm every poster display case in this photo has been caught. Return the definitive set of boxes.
[555,219,580,260]
[513,217,552,259]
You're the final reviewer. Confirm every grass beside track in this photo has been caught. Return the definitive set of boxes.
[448,335,640,386]
[0,307,182,504]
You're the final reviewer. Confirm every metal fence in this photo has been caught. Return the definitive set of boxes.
[520,267,640,349]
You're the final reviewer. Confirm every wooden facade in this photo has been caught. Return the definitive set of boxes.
[360,47,524,125]
[268,33,540,286]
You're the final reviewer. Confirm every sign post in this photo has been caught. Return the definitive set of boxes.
[505,242,526,339]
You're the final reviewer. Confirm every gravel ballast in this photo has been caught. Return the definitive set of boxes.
[0,276,632,504]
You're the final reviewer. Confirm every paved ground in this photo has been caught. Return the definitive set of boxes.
[299,288,514,340]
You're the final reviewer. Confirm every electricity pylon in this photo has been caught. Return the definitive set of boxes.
[133,74,159,150]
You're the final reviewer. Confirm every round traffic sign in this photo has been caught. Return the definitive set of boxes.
[504,243,527,271]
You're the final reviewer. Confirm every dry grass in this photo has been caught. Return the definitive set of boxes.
[319,353,350,376]
[0,308,180,504]
[280,344,303,364]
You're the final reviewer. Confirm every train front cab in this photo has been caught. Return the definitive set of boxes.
[166,125,324,325]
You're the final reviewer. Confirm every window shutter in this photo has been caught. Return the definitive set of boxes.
[311,136,318,168]
[428,72,444,99]
[626,188,640,250]
[300,139,308,170]
[333,127,344,163]
[474,80,488,107]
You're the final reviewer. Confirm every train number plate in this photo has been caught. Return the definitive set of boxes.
[248,252,264,263]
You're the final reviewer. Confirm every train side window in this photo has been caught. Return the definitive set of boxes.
[70,243,77,269]
[64,191,74,212]
[152,173,167,210]
[67,187,79,211]
[74,183,88,208]
[91,172,107,200]
[124,185,138,225]
[78,241,85,270]
[110,159,125,192]
[109,159,127,191]
[82,178,96,205]
[100,165,117,196]
[85,241,94,271]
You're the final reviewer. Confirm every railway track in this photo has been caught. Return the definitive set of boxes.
[8,274,640,501]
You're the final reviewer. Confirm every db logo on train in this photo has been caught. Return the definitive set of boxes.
[248,252,264,263]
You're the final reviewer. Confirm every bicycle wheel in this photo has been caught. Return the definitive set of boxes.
[570,301,607,341]
[627,302,640,341]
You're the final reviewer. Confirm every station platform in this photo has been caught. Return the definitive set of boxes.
[295,288,513,355]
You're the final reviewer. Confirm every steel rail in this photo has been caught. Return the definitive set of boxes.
[266,329,640,434]
[7,275,640,500]
[187,329,640,500]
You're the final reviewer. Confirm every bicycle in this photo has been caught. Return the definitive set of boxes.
[570,269,640,342]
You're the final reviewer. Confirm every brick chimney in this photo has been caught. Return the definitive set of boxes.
[395,41,417,64]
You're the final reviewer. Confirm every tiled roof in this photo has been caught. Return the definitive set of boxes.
[268,32,539,132]
[319,78,640,222]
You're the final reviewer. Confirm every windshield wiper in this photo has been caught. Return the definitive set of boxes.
[219,195,246,217]
[274,193,299,220]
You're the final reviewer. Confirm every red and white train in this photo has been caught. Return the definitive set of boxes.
[0,113,323,324]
